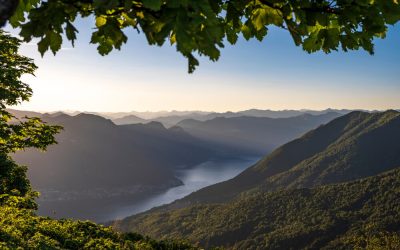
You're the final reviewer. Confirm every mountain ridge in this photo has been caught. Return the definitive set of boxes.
[176,112,343,155]
[117,110,400,222]
[12,112,238,221]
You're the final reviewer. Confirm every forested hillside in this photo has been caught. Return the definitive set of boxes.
[115,167,400,249]
[0,202,196,249]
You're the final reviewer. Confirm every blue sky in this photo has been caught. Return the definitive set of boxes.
[6,18,400,112]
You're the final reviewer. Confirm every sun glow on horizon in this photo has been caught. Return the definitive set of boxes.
[8,22,400,113]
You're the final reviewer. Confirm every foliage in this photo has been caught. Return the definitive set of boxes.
[0,30,61,208]
[0,200,198,249]
[0,30,62,155]
[0,153,33,201]
[115,167,400,249]
[6,0,400,72]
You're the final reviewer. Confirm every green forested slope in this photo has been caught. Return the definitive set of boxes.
[0,203,196,249]
[115,167,400,249]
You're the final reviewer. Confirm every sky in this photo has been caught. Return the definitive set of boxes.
[5,18,400,113]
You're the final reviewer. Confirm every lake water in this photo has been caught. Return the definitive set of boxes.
[107,157,260,221]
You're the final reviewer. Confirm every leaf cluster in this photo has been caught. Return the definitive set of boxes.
[8,0,400,72]
[0,30,62,154]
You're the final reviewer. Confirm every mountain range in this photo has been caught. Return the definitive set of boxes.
[12,113,231,221]
[10,109,345,221]
[111,108,353,127]
[113,110,400,249]
[176,112,342,155]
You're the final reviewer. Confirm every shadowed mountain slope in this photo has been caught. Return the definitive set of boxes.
[12,113,241,221]
[14,113,232,191]
[177,112,343,155]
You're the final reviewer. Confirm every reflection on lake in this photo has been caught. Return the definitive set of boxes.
[109,157,260,220]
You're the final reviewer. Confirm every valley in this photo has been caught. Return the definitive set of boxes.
[10,109,342,222]
[113,110,400,249]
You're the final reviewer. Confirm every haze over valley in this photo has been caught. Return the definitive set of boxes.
[11,108,345,221]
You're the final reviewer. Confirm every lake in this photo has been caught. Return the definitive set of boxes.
[36,157,260,222]
[106,157,260,221]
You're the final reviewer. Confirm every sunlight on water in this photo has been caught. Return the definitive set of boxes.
[109,157,260,220]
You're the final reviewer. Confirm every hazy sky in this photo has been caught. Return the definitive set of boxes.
[6,18,400,112]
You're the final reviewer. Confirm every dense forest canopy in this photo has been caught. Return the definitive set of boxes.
[1,0,399,72]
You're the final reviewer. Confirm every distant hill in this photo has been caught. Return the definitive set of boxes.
[6,108,42,118]
[210,108,352,119]
[12,113,234,221]
[100,110,210,120]
[113,114,204,128]
[110,109,353,127]
[113,114,147,125]
[114,111,400,249]
[112,112,215,128]
[177,112,342,155]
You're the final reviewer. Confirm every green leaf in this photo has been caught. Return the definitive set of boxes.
[303,32,321,53]
[252,7,283,31]
[241,24,253,40]
[187,54,199,73]
[95,16,107,27]
[37,37,49,56]
[226,28,238,44]
[49,32,62,55]
[65,22,78,46]
[97,44,113,55]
